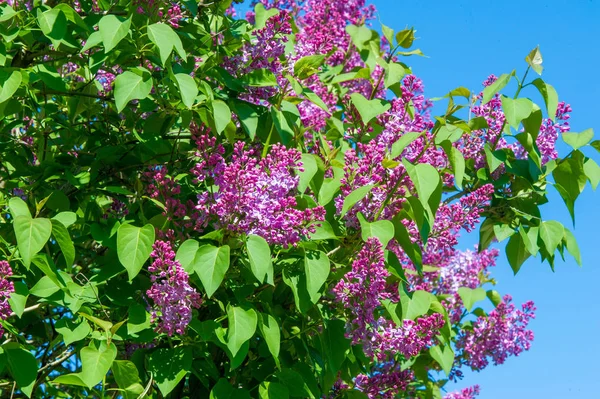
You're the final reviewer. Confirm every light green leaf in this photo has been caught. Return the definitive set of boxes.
[98,15,131,52]
[294,55,325,80]
[0,70,22,104]
[531,78,558,121]
[429,344,454,376]
[193,244,230,298]
[176,239,200,273]
[539,220,564,255]
[298,154,318,193]
[525,46,543,75]
[563,228,582,266]
[226,306,258,358]
[254,3,279,29]
[349,93,391,124]
[482,71,513,104]
[30,276,60,297]
[174,73,198,109]
[52,211,77,228]
[385,62,406,88]
[402,160,442,218]
[562,129,594,150]
[340,184,374,217]
[36,8,67,41]
[79,341,117,389]
[506,233,530,275]
[148,347,192,396]
[501,96,533,129]
[116,223,155,280]
[51,219,75,267]
[584,158,600,190]
[258,313,280,365]
[8,197,30,219]
[147,22,186,65]
[211,100,231,134]
[448,146,465,189]
[304,250,330,303]
[400,290,431,320]
[457,287,486,311]
[390,131,421,159]
[245,68,278,87]
[111,360,144,399]
[8,281,28,318]
[14,216,52,269]
[357,214,395,249]
[114,70,153,113]
[126,303,151,335]
[246,235,273,284]
[55,317,91,346]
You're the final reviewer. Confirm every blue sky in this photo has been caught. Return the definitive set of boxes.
[371,0,600,397]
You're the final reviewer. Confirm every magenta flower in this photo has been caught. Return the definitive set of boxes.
[0,261,15,337]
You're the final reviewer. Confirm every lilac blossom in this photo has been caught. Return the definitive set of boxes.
[0,261,15,337]
[147,241,202,336]
[444,385,481,399]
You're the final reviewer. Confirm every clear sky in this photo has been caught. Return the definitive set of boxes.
[371,0,600,397]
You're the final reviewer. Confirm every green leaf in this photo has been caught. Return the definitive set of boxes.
[114,70,153,113]
[176,239,200,273]
[584,158,600,190]
[30,276,60,297]
[506,233,530,274]
[486,289,502,306]
[147,22,187,65]
[117,224,155,280]
[349,93,391,124]
[531,78,558,121]
[525,46,543,75]
[234,101,259,139]
[53,374,87,387]
[381,24,395,46]
[395,28,415,48]
[304,250,330,303]
[258,313,280,365]
[390,131,422,159]
[298,154,318,193]
[340,184,374,217]
[8,281,28,318]
[79,341,117,389]
[429,344,454,376]
[357,214,395,249]
[36,8,67,42]
[55,317,91,346]
[0,70,22,104]
[294,55,325,79]
[4,345,37,397]
[148,347,192,396]
[276,369,311,397]
[501,96,533,129]
[482,72,513,104]
[447,145,465,189]
[211,100,231,134]
[211,379,252,399]
[226,306,258,358]
[400,290,431,320]
[14,216,52,269]
[457,287,486,312]
[127,303,151,335]
[322,319,350,373]
[98,15,131,52]
[384,62,406,88]
[245,69,278,87]
[563,228,582,266]
[8,197,30,218]
[247,235,273,284]
[52,211,77,228]
[402,160,442,218]
[259,381,290,399]
[553,156,587,223]
[111,360,143,399]
[174,73,198,109]
[391,217,422,272]
[193,244,230,298]
[539,220,564,255]
[51,219,75,267]
[562,129,594,150]
[254,3,279,29]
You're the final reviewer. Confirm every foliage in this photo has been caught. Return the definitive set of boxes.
[0,0,597,397]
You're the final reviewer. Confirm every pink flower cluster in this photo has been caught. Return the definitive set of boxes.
[194,140,325,247]
[0,261,15,337]
[146,241,202,336]
[456,295,536,370]
[333,238,444,362]
[444,385,481,399]
[354,366,414,399]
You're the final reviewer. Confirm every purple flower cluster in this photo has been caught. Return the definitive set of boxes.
[146,241,202,336]
[194,141,325,247]
[354,365,414,399]
[444,385,481,399]
[456,295,535,370]
[0,261,15,337]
